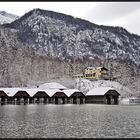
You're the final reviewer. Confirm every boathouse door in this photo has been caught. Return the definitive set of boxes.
[106,95,111,104]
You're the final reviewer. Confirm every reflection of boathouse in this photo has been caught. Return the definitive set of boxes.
[86,87,120,104]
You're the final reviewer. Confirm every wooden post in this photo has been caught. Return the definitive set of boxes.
[58,98,60,104]
[46,98,48,104]
[21,98,23,103]
[40,98,42,103]
[70,98,73,104]
[18,98,21,103]
[77,98,80,104]
[65,98,67,104]
[14,98,16,104]
[34,98,36,103]
[27,98,29,104]
[104,96,107,104]
[53,98,55,104]
[41,98,43,104]
[106,98,107,104]
[5,98,7,104]
[83,98,85,104]
[32,98,35,104]
[110,96,113,104]
[49,98,52,103]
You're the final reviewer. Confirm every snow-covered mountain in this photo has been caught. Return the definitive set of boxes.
[4,8,140,69]
[0,11,19,24]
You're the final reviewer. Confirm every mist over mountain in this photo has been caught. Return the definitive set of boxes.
[0,8,140,96]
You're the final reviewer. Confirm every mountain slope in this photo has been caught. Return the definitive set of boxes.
[3,8,140,69]
[0,11,19,24]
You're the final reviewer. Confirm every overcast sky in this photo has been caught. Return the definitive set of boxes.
[0,2,140,35]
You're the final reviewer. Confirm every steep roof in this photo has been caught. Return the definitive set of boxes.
[43,89,63,97]
[39,82,67,90]
[0,88,21,97]
[0,87,64,97]
[21,88,40,97]
[63,89,81,97]
[86,87,115,96]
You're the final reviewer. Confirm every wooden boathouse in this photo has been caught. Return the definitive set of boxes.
[63,89,85,104]
[0,83,120,105]
[0,90,8,103]
[0,88,21,104]
[0,87,86,104]
[45,89,68,104]
[86,87,120,104]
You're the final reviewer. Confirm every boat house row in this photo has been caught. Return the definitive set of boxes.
[0,88,85,104]
[0,82,120,105]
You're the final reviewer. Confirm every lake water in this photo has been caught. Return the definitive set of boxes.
[0,104,140,138]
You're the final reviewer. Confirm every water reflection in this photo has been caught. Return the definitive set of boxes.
[0,104,140,138]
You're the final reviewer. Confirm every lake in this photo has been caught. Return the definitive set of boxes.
[0,104,140,138]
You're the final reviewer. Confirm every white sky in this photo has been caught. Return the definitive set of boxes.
[0,2,140,35]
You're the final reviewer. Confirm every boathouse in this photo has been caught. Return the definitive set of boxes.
[13,90,30,103]
[43,89,66,104]
[0,90,8,103]
[23,88,50,104]
[0,86,85,104]
[86,87,120,104]
[0,88,21,103]
[63,89,85,104]
[51,90,67,104]
[33,91,50,103]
